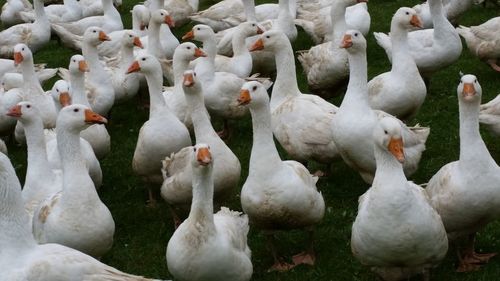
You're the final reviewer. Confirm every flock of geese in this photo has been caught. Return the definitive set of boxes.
[0,0,499,280]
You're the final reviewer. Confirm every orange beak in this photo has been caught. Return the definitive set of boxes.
[59,92,71,107]
[256,26,264,34]
[14,52,23,66]
[183,72,194,87]
[237,89,251,106]
[133,37,144,48]
[196,147,212,166]
[165,15,175,28]
[388,137,404,163]
[249,38,264,52]
[410,15,423,28]
[84,109,107,124]
[6,104,22,117]
[194,48,206,58]
[340,34,352,48]
[182,30,194,40]
[126,60,141,74]
[462,83,475,98]
[99,31,111,41]
[78,60,89,72]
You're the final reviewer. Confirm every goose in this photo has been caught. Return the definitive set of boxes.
[457,17,500,72]
[0,0,50,58]
[32,104,114,258]
[190,0,296,32]
[480,93,500,135]
[166,144,252,281]
[59,54,111,160]
[145,0,198,27]
[249,30,339,174]
[0,153,170,281]
[367,8,426,121]
[0,77,23,136]
[351,116,448,281]
[297,0,360,96]
[295,1,370,44]
[414,0,478,28]
[161,71,241,226]
[0,0,32,27]
[0,59,58,85]
[142,9,178,61]
[19,0,82,23]
[332,30,429,184]
[374,0,462,77]
[78,0,122,17]
[426,74,500,272]
[51,0,122,47]
[127,53,191,205]
[12,44,58,144]
[6,102,63,221]
[238,81,324,271]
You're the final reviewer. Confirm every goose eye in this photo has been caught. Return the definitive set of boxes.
[73,59,75,62]
[22,47,25,51]
[197,27,200,30]
[129,35,133,37]
[142,57,146,61]
[193,147,196,152]
[26,104,31,108]
[252,86,257,91]
[474,79,477,83]
[354,33,358,37]
[405,11,409,15]
[252,24,255,26]
[56,89,59,92]
[384,130,388,134]
[194,72,196,76]
[187,46,191,50]
[74,108,79,112]
[266,35,270,38]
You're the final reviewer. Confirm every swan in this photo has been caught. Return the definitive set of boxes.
[166,144,252,281]
[32,104,114,258]
[238,80,325,271]
[161,70,241,226]
[331,30,429,184]
[426,74,500,272]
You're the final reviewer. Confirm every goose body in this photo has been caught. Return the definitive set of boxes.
[0,0,32,27]
[332,30,429,184]
[480,93,500,135]
[352,116,448,281]
[166,144,252,281]
[19,0,82,23]
[414,0,477,28]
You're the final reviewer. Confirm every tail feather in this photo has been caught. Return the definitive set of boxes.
[51,24,83,50]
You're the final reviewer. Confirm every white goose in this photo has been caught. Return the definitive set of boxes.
[6,102,62,221]
[414,0,478,28]
[297,0,359,95]
[238,81,324,271]
[51,0,122,46]
[457,17,500,72]
[480,93,500,135]
[0,0,32,27]
[426,74,500,272]
[79,0,121,17]
[13,44,57,144]
[142,9,178,60]
[367,8,426,121]
[19,0,82,23]
[0,153,168,281]
[351,116,448,281]
[161,71,241,226]
[32,104,114,258]
[127,54,191,204]
[250,30,339,173]
[0,78,23,136]
[374,0,462,76]
[331,30,429,184]
[166,144,252,281]
[0,0,50,57]
[0,59,58,85]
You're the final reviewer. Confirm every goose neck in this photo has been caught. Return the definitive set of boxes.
[188,166,215,223]
[70,71,91,107]
[149,0,163,10]
[271,42,300,109]
[33,0,48,22]
[372,146,406,188]
[147,21,162,58]
[131,9,142,31]
[144,70,167,118]
[242,0,256,21]
[102,0,115,13]
[389,25,418,75]
[23,119,53,181]
[20,60,43,95]
[119,45,135,69]
[185,89,217,139]
[341,50,370,110]
[187,0,198,10]
[202,37,217,60]
[330,2,347,41]
[173,57,192,86]
[248,103,282,176]
[82,42,105,77]
[232,31,250,57]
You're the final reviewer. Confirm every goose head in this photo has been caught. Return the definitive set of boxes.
[172,42,206,63]
[150,9,174,28]
[57,104,107,132]
[339,30,366,54]
[458,74,482,103]
[68,54,89,76]
[237,81,268,108]
[6,102,42,125]
[132,4,150,30]
[122,30,143,49]
[182,70,201,91]
[182,24,215,42]
[192,143,212,168]
[1,73,23,91]
[392,7,423,30]
[238,21,264,37]
[126,54,161,75]
[13,44,33,66]
[249,30,288,53]
[374,116,405,163]
[83,27,111,46]
[50,80,71,108]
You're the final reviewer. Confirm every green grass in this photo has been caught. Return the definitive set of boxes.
[2,0,500,280]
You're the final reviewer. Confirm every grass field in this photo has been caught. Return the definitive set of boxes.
[2,0,500,280]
